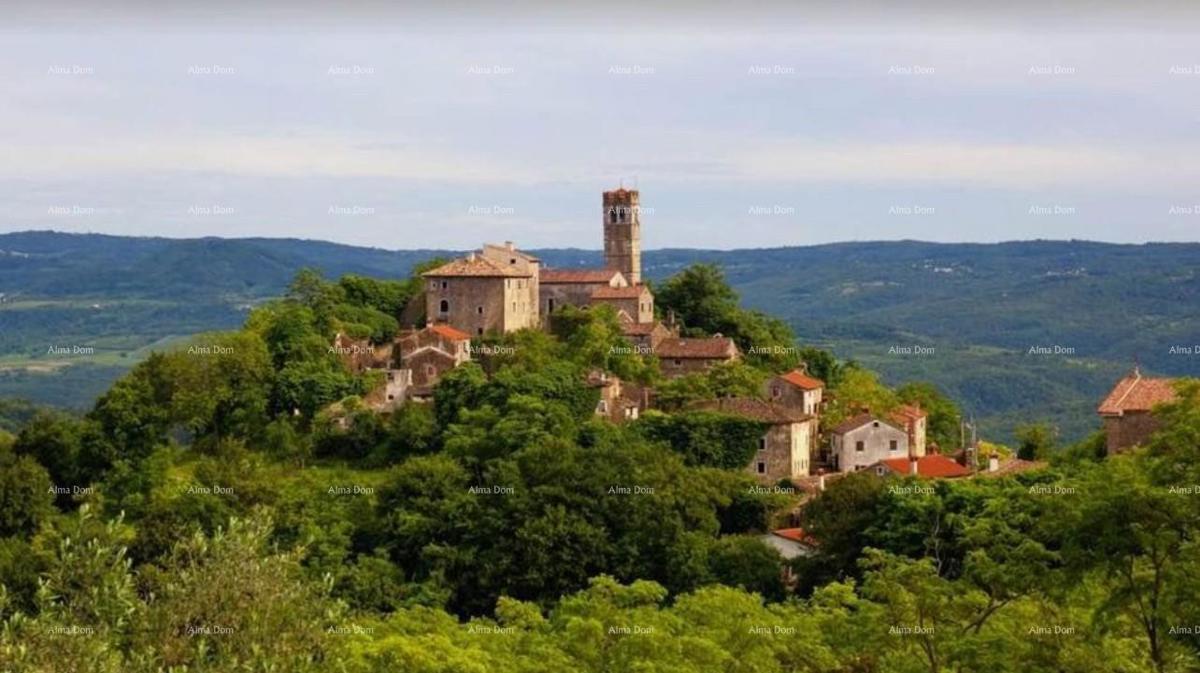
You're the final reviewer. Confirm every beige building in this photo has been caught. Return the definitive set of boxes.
[690,397,816,483]
[830,413,909,473]
[423,244,540,335]
[889,404,929,458]
[766,369,824,416]
[590,285,654,324]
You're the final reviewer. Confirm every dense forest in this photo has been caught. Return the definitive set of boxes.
[4,232,1200,442]
[1,259,1198,672]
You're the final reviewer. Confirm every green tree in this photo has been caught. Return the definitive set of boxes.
[1014,422,1056,461]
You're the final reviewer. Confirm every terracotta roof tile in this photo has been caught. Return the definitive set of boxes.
[620,321,663,336]
[428,324,471,341]
[423,255,532,278]
[778,370,824,390]
[772,528,817,545]
[831,413,904,435]
[1098,371,1177,415]
[892,404,927,420]
[540,269,622,284]
[877,455,970,479]
[591,286,649,299]
[656,337,738,359]
[688,397,813,424]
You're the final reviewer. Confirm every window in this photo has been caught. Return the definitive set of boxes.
[889,440,898,451]
[477,306,484,315]
[610,210,617,224]
[855,440,865,452]
[477,328,483,336]
[548,298,556,312]
[440,281,448,290]
[876,466,886,476]
[771,385,781,399]
[439,299,449,313]
[872,421,879,428]
[425,364,436,378]
[756,462,766,474]
[758,437,767,451]
[673,359,682,366]
[509,258,516,265]
[598,400,608,413]
[512,302,516,311]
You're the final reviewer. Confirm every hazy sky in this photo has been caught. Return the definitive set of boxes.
[3,3,1200,249]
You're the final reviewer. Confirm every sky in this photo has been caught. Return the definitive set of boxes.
[2,2,1200,250]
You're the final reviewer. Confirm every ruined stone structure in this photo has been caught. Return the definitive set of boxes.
[396,324,472,396]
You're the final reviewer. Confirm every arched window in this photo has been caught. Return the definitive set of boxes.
[439,299,449,313]
[610,210,617,224]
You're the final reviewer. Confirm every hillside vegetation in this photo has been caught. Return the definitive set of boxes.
[3,232,1199,441]
[1,262,1198,672]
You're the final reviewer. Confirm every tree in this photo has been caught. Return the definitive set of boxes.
[0,445,54,537]
[1014,422,1056,461]
[634,410,767,469]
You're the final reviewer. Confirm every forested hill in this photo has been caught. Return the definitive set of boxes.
[2,231,1199,441]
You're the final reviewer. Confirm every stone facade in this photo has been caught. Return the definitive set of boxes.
[603,188,642,285]
[539,269,627,316]
[620,320,676,352]
[889,404,928,458]
[423,249,538,335]
[1098,369,1178,454]
[690,398,815,484]
[656,337,740,378]
[396,324,472,394]
[830,414,909,473]
[589,285,654,324]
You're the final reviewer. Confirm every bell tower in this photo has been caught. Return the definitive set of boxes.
[603,187,641,285]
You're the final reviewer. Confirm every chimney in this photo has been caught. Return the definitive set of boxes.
[988,455,999,472]
[909,458,919,476]
[505,241,515,251]
[818,472,826,491]
[467,251,477,262]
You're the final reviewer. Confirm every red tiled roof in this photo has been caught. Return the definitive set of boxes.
[428,324,470,342]
[688,397,813,424]
[772,528,817,545]
[976,458,1048,478]
[1098,371,1177,415]
[540,269,621,284]
[591,286,649,299]
[482,243,540,262]
[656,337,738,359]
[830,413,903,435]
[423,255,532,278]
[778,369,824,390]
[877,455,970,479]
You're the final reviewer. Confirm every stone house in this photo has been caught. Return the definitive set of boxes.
[396,324,472,396]
[830,413,909,473]
[619,320,677,353]
[690,397,816,483]
[589,285,654,324]
[1098,368,1178,454]
[586,370,648,423]
[656,336,740,378]
[423,244,539,335]
[330,332,393,373]
[889,404,928,458]
[364,368,413,412]
[539,268,627,315]
[766,368,825,450]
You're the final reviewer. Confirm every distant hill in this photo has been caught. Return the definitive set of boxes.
[3,231,1198,443]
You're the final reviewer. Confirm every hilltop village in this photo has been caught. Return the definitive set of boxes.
[328,187,1100,493]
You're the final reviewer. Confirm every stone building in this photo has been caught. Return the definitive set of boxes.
[423,244,539,335]
[539,269,627,315]
[589,285,654,324]
[830,413,909,473]
[766,369,824,415]
[1098,368,1178,454]
[586,370,649,423]
[690,397,816,483]
[396,324,472,395]
[656,336,740,378]
[603,188,642,285]
[889,404,928,458]
[619,320,676,352]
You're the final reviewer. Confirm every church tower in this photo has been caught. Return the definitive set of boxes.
[603,187,642,285]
